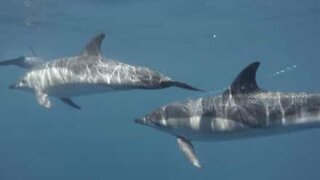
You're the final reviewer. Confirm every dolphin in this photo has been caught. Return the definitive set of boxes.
[135,61,320,168]
[8,33,201,109]
[0,55,45,69]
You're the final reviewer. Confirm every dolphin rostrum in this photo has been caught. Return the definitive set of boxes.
[135,61,320,168]
[8,33,201,109]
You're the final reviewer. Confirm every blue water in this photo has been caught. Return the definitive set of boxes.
[0,0,320,179]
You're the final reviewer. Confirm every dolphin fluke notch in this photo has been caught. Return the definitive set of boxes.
[80,33,106,57]
[162,81,203,91]
[226,61,262,96]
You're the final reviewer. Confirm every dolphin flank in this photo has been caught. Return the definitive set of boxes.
[135,61,320,168]
[8,33,202,109]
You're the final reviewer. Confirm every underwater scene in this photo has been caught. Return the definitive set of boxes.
[0,0,320,179]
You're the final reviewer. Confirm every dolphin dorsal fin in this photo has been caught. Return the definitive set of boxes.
[80,33,106,57]
[224,61,261,96]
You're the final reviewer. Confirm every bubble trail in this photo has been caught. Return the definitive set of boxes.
[271,64,298,77]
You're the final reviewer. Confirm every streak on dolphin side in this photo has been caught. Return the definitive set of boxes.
[135,61,320,168]
[9,33,202,109]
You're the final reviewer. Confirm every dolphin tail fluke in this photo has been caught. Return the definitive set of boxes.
[0,56,25,66]
[164,81,204,92]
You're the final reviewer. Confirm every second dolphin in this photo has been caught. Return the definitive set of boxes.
[7,33,201,109]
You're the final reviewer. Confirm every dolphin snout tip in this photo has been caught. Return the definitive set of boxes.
[8,84,16,89]
[134,118,145,125]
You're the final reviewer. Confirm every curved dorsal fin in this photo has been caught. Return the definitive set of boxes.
[224,61,261,96]
[79,33,106,57]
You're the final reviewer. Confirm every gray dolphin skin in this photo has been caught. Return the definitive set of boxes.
[135,61,320,168]
[8,33,201,109]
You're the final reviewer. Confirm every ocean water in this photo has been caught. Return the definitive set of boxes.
[0,0,320,179]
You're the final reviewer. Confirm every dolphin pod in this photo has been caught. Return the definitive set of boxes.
[1,33,201,109]
[1,34,319,169]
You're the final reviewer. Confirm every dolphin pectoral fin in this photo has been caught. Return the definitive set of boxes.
[60,98,81,110]
[36,91,52,108]
[177,137,203,169]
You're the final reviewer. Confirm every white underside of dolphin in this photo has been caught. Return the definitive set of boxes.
[8,33,202,109]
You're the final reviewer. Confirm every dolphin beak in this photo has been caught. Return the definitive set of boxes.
[134,118,146,125]
[8,84,16,89]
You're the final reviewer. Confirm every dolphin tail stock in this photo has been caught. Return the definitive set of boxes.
[0,56,25,66]
[162,81,204,92]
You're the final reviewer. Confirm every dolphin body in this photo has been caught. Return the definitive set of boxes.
[8,33,201,109]
[135,62,320,168]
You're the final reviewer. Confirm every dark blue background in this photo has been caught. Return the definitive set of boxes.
[0,0,320,179]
